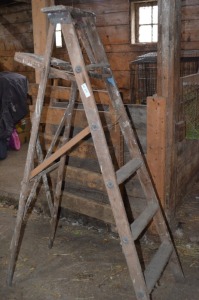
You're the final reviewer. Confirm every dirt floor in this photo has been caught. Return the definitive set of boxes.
[0,145,199,300]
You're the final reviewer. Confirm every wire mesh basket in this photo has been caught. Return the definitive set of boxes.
[130,51,199,104]
[182,73,199,139]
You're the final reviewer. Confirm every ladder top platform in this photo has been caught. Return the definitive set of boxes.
[41,5,96,19]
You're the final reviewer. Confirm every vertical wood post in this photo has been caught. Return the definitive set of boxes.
[31,0,55,83]
[156,0,181,217]
[147,96,166,209]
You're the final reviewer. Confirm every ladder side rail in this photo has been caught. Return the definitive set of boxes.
[61,19,150,300]
[36,139,54,215]
[7,21,56,287]
[75,17,96,64]
[49,82,78,248]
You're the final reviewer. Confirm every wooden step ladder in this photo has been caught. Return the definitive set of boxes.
[7,5,184,300]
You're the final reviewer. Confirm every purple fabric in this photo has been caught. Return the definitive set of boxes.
[9,128,20,151]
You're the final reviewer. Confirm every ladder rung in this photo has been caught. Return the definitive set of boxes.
[130,202,159,240]
[116,158,142,185]
[86,63,110,70]
[144,240,173,293]
[88,72,111,79]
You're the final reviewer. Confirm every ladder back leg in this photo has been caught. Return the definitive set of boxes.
[83,14,184,282]
[49,82,78,248]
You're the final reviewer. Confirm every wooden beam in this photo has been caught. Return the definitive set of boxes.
[156,0,182,217]
[28,83,110,104]
[29,106,113,129]
[147,96,166,209]
[31,0,55,82]
[61,192,115,225]
[30,126,90,179]
[50,165,106,193]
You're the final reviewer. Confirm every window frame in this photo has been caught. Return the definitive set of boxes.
[131,0,158,44]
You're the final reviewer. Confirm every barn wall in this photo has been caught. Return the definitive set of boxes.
[0,4,34,82]
[181,0,199,50]
[1,1,199,99]
[55,0,157,103]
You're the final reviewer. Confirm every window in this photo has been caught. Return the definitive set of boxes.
[55,23,62,48]
[131,1,158,44]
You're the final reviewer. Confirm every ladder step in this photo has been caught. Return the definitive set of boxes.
[86,63,110,70]
[116,158,142,185]
[130,202,159,240]
[144,240,173,293]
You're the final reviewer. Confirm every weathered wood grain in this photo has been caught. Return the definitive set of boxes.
[147,96,166,208]
[61,191,115,224]
[157,0,181,214]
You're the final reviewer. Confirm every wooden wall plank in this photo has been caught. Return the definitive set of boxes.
[52,165,106,192]
[61,191,115,225]
[181,2,199,49]
[0,3,34,78]
[56,0,129,15]
[182,19,199,31]
[182,6,199,20]
[30,106,112,128]
[96,11,129,27]
[0,4,31,15]
[0,10,32,24]
[42,135,97,160]
[182,30,199,42]
[28,83,111,104]
[57,43,156,54]
[107,52,135,71]
[98,25,129,45]
[181,41,199,50]
[182,0,199,6]
[147,96,166,208]
[0,22,32,36]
